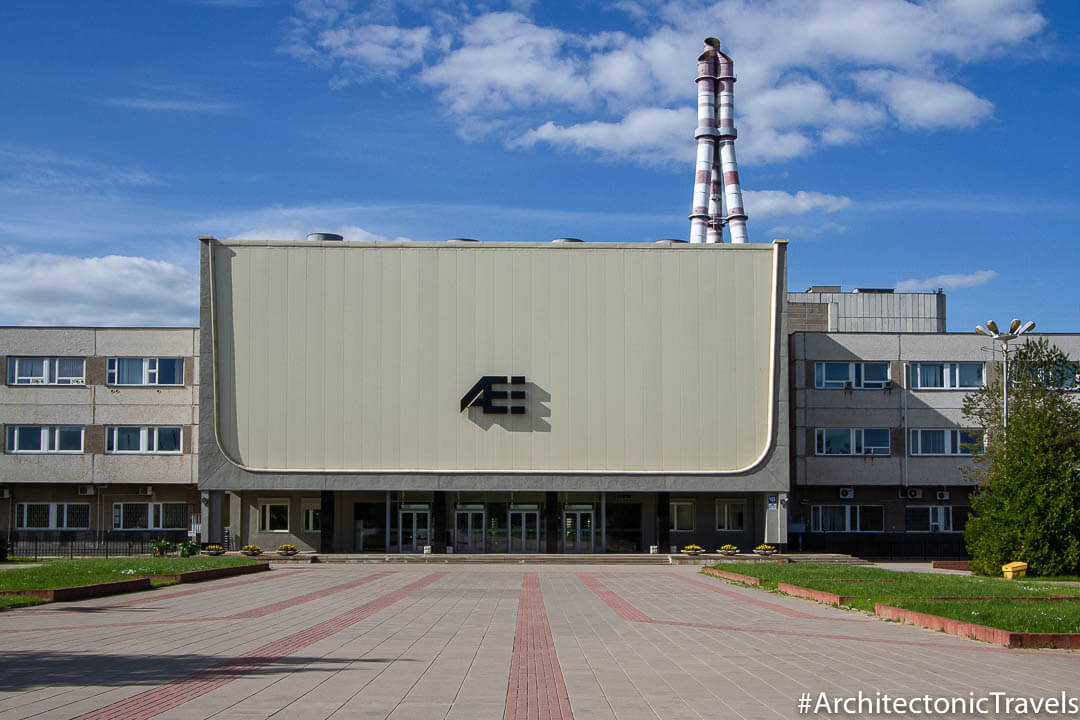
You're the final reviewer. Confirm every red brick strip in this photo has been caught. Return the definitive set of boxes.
[504,572,574,720]
[875,603,1080,649]
[931,560,971,571]
[578,573,1015,652]
[672,573,868,621]
[0,578,151,601]
[73,571,447,720]
[700,567,762,585]
[149,561,270,583]
[776,582,862,607]
[224,571,395,618]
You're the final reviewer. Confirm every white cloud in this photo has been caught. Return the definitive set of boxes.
[0,143,161,190]
[514,107,695,165]
[895,269,998,292]
[853,70,993,128]
[281,0,1044,165]
[743,190,853,217]
[102,98,237,113]
[227,224,411,242]
[0,252,198,326]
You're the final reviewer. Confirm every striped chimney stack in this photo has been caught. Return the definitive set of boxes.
[689,38,748,244]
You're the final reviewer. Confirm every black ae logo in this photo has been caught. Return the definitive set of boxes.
[460,376,526,415]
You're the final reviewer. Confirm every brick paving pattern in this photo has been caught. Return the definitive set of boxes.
[503,573,573,720]
[1,564,1077,720]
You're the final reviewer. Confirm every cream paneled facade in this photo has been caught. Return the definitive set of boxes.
[200,237,791,554]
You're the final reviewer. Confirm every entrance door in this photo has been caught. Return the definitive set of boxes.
[454,509,486,553]
[562,509,595,553]
[398,508,430,553]
[508,510,540,553]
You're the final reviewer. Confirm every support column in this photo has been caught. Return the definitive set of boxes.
[200,490,225,546]
[319,491,335,553]
[545,491,560,553]
[600,492,607,553]
[432,491,447,553]
[656,492,670,553]
[385,491,392,553]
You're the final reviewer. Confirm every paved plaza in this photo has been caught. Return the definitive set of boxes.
[0,564,1077,719]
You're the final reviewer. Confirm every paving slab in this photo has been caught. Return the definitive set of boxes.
[1,563,1077,719]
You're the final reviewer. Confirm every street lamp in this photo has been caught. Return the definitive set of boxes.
[975,318,1036,429]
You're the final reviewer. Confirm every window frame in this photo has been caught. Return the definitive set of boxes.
[111,502,188,530]
[814,361,891,390]
[715,500,746,531]
[6,357,86,386]
[909,429,983,456]
[910,362,984,390]
[106,357,185,386]
[814,428,891,456]
[259,499,290,532]
[302,498,321,532]
[810,505,885,533]
[15,502,91,530]
[105,426,183,455]
[904,505,956,533]
[5,425,85,454]
[669,500,694,532]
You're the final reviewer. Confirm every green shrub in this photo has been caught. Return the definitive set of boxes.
[177,540,200,558]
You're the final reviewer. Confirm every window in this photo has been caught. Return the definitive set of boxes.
[810,505,884,532]
[105,426,182,454]
[815,428,890,456]
[15,503,91,529]
[715,500,745,531]
[107,357,184,386]
[814,362,890,389]
[670,500,694,531]
[112,502,187,530]
[904,505,954,533]
[910,429,983,456]
[910,362,983,389]
[5,426,84,453]
[303,499,321,532]
[260,500,290,532]
[6,357,86,385]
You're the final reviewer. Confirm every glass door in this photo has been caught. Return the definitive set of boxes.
[398,505,430,553]
[454,507,486,553]
[562,507,594,553]
[508,508,540,553]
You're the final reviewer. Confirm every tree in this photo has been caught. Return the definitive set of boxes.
[962,338,1080,576]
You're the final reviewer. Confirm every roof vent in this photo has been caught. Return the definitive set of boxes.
[552,237,583,243]
[307,232,343,242]
[447,237,477,242]
[655,238,689,244]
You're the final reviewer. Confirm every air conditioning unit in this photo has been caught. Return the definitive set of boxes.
[936,490,951,501]
[139,485,154,496]
[838,487,855,500]
[77,485,94,496]
[907,488,923,500]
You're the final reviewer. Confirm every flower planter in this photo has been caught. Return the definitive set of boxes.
[203,550,224,556]
[718,550,737,557]
[754,549,777,556]
[277,550,298,557]
[241,550,262,556]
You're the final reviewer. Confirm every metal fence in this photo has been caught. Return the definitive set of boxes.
[9,532,188,559]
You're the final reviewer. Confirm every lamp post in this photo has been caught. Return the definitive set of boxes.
[975,318,1036,429]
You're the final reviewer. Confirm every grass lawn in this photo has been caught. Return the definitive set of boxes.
[0,556,263,592]
[0,594,46,610]
[892,598,1080,634]
[707,562,1080,627]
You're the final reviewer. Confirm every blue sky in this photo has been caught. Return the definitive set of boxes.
[0,0,1076,332]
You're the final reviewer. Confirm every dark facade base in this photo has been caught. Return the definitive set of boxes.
[791,532,968,559]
